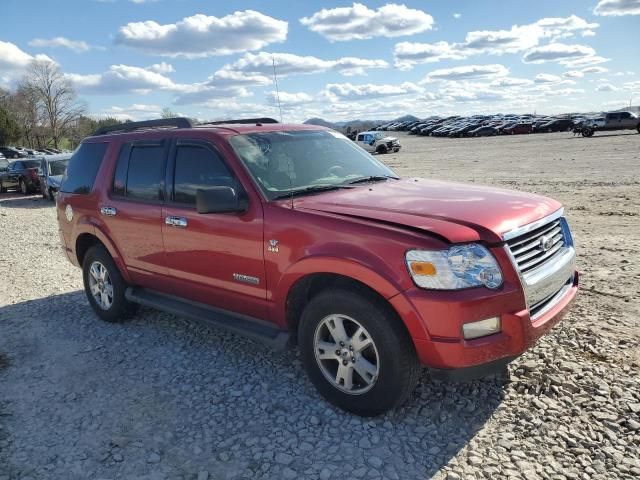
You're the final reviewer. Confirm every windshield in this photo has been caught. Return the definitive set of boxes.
[49,159,69,176]
[229,130,397,200]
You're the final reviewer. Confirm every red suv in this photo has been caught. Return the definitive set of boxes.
[56,118,578,416]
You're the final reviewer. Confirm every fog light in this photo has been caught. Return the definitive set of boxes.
[463,317,501,340]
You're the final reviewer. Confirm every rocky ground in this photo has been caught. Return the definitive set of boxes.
[1,130,639,479]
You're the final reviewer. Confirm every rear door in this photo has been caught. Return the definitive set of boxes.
[619,112,635,129]
[102,140,169,284]
[160,138,267,319]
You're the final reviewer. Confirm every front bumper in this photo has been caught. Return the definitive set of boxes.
[391,270,578,373]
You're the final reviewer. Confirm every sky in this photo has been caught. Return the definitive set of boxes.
[1,0,639,122]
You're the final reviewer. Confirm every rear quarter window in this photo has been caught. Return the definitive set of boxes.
[61,143,108,194]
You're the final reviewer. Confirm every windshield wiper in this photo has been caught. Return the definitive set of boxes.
[347,175,396,185]
[271,184,350,200]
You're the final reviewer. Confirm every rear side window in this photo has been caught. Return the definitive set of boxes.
[121,145,165,201]
[61,143,107,194]
[173,145,233,205]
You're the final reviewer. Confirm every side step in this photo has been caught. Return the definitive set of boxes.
[125,287,290,350]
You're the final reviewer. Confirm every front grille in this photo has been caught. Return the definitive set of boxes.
[529,277,572,319]
[506,218,565,275]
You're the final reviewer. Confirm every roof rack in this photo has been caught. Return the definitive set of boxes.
[93,117,194,136]
[200,117,279,126]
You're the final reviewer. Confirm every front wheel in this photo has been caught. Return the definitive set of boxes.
[19,179,28,195]
[82,245,138,322]
[376,145,388,154]
[298,289,420,416]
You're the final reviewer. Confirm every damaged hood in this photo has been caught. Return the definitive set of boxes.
[293,178,561,244]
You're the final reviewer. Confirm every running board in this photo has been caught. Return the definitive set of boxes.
[125,287,290,350]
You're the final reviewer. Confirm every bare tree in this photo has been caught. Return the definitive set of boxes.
[161,107,178,119]
[20,60,85,149]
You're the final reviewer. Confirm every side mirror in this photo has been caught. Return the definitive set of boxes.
[196,186,248,214]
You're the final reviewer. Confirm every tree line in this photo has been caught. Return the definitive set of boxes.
[0,60,125,150]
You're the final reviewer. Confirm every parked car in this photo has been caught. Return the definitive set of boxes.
[355,131,401,154]
[503,123,533,135]
[468,126,498,137]
[0,159,42,194]
[534,119,574,133]
[39,154,71,201]
[0,146,26,159]
[581,111,640,137]
[57,117,578,416]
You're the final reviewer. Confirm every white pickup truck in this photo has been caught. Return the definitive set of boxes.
[355,131,401,154]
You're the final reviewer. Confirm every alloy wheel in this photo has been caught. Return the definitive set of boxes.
[88,261,114,310]
[313,314,380,394]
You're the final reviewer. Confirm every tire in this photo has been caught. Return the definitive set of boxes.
[19,179,28,195]
[48,189,56,202]
[376,145,387,154]
[82,245,137,323]
[0,180,5,193]
[637,124,640,134]
[298,288,420,416]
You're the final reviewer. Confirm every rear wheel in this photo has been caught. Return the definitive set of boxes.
[298,289,420,416]
[19,179,28,195]
[82,245,137,323]
[376,145,388,154]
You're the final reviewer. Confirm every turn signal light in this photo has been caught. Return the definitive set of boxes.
[409,261,437,276]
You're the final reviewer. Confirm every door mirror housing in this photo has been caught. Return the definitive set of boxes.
[196,186,248,214]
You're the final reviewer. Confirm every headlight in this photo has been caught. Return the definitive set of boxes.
[406,244,503,290]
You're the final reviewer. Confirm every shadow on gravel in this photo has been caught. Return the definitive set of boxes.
[0,291,505,479]
[0,193,52,209]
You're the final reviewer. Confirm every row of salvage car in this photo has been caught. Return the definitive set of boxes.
[376,110,640,138]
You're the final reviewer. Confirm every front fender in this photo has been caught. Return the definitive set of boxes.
[270,256,430,341]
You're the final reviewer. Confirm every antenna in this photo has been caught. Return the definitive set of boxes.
[272,57,284,124]
[271,56,294,210]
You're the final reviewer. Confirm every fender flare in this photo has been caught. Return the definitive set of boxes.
[271,256,430,341]
[72,219,133,284]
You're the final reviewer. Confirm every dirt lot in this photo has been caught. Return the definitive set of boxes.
[1,131,639,479]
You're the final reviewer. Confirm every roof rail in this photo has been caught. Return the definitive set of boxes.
[201,117,279,126]
[93,117,194,136]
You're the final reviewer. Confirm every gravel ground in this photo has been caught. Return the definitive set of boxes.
[1,130,639,479]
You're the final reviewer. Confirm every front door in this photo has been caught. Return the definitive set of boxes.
[161,139,267,320]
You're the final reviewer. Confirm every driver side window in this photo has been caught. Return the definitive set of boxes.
[173,145,234,206]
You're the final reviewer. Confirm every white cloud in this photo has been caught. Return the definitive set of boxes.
[0,41,54,87]
[595,83,618,91]
[581,66,609,74]
[453,13,462,19]
[147,62,174,73]
[561,55,610,67]
[522,43,596,64]
[490,77,534,87]
[96,103,163,121]
[28,37,92,53]
[393,15,599,69]
[116,11,288,58]
[67,64,181,94]
[582,30,597,37]
[220,51,389,78]
[594,0,640,16]
[266,91,314,106]
[535,73,563,84]
[393,42,469,69]
[563,70,585,78]
[423,64,509,82]
[322,82,423,101]
[300,3,434,41]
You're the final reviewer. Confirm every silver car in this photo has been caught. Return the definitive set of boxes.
[39,154,71,201]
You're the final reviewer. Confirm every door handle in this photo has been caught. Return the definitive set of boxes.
[100,206,117,216]
[165,216,188,228]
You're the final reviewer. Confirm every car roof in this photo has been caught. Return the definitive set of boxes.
[85,122,330,143]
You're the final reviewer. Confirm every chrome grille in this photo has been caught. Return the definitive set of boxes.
[507,218,565,275]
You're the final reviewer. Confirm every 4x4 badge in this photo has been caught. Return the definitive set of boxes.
[268,239,279,253]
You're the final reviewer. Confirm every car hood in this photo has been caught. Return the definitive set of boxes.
[293,178,561,244]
